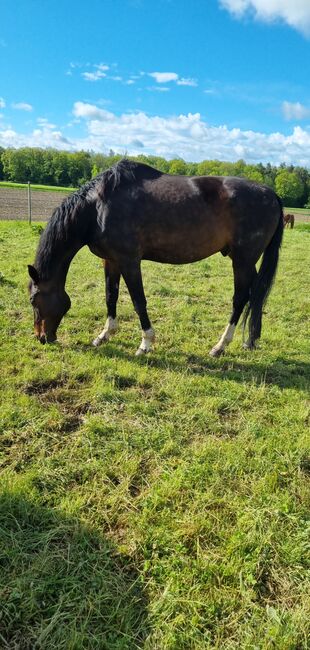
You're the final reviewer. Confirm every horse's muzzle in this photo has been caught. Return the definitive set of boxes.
[36,331,57,344]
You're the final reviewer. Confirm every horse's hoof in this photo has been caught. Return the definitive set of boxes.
[243,341,256,350]
[92,337,104,347]
[209,346,224,357]
[135,346,151,357]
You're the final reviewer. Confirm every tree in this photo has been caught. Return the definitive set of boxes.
[186,162,198,176]
[242,165,264,184]
[51,151,71,186]
[67,151,92,186]
[1,147,309,200]
[41,149,56,185]
[168,159,187,175]
[135,154,170,173]
[293,166,310,206]
[2,148,28,182]
[197,160,221,176]
[91,164,100,178]
[275,171,305,207]
[0,147,4,180]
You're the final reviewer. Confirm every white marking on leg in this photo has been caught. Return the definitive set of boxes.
[92,317,118,347]
[136,327,155,356]
[209,323,235,357]
[243,338,257,350]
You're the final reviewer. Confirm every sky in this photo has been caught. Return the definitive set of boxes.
[1,0,310,166]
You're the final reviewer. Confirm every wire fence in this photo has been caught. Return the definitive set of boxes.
[0,185,73,222]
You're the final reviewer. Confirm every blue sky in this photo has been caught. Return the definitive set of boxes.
[1,0,310,165]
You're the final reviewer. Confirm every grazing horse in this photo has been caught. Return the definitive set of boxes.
[28,159,283,357]
[284,213,295,229]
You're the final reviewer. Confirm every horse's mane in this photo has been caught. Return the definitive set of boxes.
[35,159,162,279]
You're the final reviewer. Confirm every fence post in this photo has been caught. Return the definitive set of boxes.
[28,181,32,225]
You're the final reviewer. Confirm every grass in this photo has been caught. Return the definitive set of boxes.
[285,207,310,215]
[0,181,76,192]
[0,221,309,649]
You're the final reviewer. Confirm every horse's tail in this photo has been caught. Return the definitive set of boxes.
[243,196,284,344]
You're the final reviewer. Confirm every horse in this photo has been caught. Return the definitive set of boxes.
[284,213,295,229]
[28,159,283,357]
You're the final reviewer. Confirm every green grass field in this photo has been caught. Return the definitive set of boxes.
[0,221,309,649]
[285,207,310,215]
[0,181,76,192]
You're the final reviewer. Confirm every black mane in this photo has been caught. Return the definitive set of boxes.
[35,159,162,279]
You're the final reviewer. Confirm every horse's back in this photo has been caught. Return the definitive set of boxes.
[93,166,282,264]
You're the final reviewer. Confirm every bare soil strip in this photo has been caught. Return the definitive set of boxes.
[0,187,72,221]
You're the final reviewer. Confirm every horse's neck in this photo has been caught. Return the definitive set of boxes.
[36,206,88,287]
[52,242,83,287]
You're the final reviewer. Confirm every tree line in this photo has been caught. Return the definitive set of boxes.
[0,146,309,208]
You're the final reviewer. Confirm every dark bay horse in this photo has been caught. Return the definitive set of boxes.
[28,159,283,357]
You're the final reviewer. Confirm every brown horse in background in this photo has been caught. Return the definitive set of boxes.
[28,160,283,357]
[284,213,295,229]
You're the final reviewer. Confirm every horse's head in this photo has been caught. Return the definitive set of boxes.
[28,265,71,344]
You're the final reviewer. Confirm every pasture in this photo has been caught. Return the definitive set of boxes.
[0,220,309,649]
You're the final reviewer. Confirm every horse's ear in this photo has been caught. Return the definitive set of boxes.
[28,264,40,284]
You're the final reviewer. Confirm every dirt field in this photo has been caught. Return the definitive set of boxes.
[0,187,73,221]
[0,186,309,222]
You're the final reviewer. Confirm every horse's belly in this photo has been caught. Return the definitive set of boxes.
[142,239,222,264]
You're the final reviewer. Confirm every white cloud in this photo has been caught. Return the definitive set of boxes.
[70,102,310,166]
[3,102,310,166]
[0,97,5,108]
[82,70,107,81]
[73,102,115,121]
[12,102,33,111]
[37,117,57,129]
[147,86,170,92]
[177,78,198,87]
[282,101,310,120]
[149,72,197,87]
[0,126,71,149]
[82,63,109,81]
[220,0,310,35]
[149,72,179,83]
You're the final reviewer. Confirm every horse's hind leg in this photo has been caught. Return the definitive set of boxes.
[121,260,155,355]
[93,260,120,346]
[210,259,256,357]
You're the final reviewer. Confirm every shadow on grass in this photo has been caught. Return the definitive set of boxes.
[0,491,149,650]
[73,339,310,392]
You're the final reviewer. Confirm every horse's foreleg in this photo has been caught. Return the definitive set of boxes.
[93,260,120,346]
[210,261,256,357]
[121,260,155,356]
